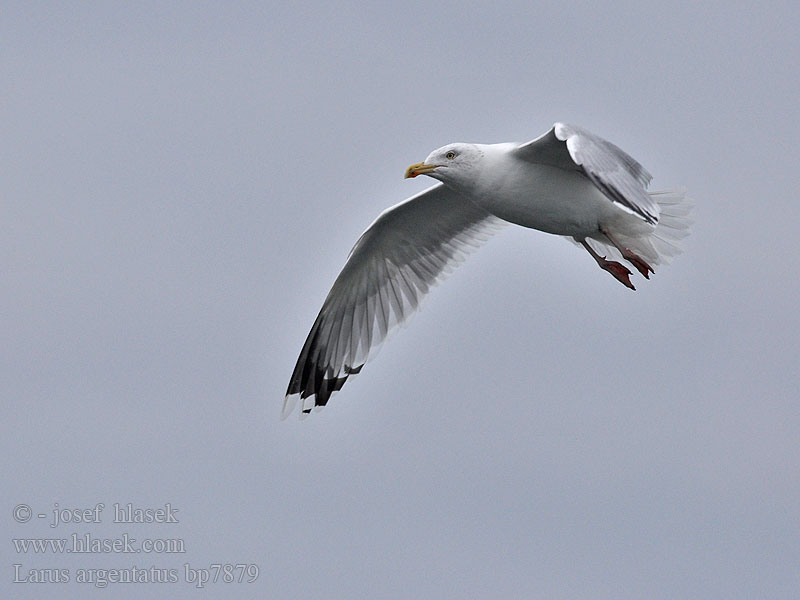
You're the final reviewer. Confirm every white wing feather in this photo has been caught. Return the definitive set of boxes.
[514,122,659,224]
[283,184,504,418]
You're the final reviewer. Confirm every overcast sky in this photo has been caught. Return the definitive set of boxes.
[3,2,799,598]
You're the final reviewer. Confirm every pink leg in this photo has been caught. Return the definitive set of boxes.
[600,227,655,279]
[580,239,636,290]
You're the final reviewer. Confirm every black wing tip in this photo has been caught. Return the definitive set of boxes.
[282,363,364,419]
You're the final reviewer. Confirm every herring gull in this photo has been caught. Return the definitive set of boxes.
[283,122,692,418]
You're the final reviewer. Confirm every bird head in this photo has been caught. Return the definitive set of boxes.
[405,143,484,191]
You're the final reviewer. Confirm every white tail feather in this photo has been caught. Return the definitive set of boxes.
[643,188,693,264]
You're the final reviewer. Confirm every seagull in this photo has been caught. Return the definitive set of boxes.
[283,123,692,418]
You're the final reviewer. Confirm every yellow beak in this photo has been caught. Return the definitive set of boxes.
[404,162,438,179]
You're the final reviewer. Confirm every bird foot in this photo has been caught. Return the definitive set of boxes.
[599,258,636,290]
[598,227,654,280]
[621,251,654,279]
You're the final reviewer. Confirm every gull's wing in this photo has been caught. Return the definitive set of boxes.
[513,122,659,224]
[284,184,504,419]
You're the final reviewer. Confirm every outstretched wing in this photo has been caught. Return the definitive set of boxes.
[284,183,504,418]
[514,122,659,224]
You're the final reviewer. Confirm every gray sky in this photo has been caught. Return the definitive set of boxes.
[3,2,799,598]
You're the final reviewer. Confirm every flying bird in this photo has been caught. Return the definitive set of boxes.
[284,123,692,418]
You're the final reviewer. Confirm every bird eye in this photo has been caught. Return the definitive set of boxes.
[445,151,456,160]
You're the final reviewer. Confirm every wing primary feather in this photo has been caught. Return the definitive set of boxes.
[283,185,502,417]
[384,260,405,323]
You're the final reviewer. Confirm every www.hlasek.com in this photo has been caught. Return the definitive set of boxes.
[13,532,185,554]
[13,563,260,588]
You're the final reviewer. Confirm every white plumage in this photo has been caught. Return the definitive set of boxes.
[284,123,692,418]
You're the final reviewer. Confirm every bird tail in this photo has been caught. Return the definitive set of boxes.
[644,188,694,265]
[579,188,693,268]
